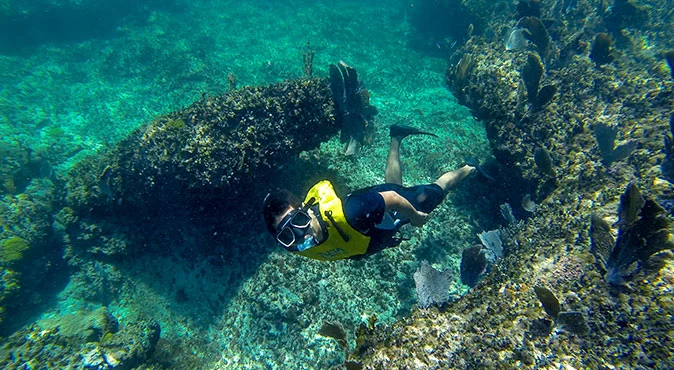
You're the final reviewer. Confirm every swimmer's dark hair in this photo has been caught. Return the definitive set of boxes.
[263,189,301,235]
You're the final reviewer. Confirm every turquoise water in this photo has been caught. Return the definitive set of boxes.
[0,0,490,368]
[8,0,672,368]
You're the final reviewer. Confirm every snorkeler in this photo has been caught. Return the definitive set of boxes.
[262,125,476,261]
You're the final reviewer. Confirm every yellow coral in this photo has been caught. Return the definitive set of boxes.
[0,236,31,264]
[164,118,187,131]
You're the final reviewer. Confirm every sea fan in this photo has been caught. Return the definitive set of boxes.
[601,183,674,285]
[413,261,452,309]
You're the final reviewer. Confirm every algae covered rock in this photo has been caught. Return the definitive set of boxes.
[0,180,62,332]
[0,312,158,369]
[66,77,340,213]
[96,317,161,369]
[0,236,31,265]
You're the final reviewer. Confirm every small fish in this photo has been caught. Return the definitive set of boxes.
[505,28,529,51]
[522,194,537,213]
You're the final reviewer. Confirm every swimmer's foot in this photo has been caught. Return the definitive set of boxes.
[434,165,476,191]
[389,124,438,140]
[464,158,495,182]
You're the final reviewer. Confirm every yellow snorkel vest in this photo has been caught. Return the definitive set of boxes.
[294,180,371,261]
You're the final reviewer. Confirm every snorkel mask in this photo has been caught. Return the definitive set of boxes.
[275,197,318,251]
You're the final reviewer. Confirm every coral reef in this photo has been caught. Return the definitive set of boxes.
[0,178,61,332]
[352,0,674,367]
[0,308,160,369]
[65,77,340,214]
[2,0,672,367]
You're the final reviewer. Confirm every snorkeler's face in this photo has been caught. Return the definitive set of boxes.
[274,205,324,248]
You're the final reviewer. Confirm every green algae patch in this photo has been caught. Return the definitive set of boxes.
[0,236,31,265]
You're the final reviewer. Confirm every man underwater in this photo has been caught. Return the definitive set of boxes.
[262,125,476,261]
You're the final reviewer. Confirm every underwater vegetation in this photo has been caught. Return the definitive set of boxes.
[589,33,614,67]
[413,261,453,309]
[328,62,378,155]
[459,245,487,287]
[594,122,637,166]
[1,0,673,368]
[521,52,556,109]
[591,183,674,286]
[352,0,674,367]
[65,74,360,215]
[534,286,590,335]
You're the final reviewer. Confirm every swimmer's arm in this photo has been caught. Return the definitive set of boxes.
[379,191,428,227]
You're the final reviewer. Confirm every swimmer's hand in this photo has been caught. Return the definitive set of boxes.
[380,191,429,227]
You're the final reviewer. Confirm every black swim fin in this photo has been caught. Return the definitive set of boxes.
[389,124,438,139]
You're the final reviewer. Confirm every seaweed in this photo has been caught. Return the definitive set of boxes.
[302,41,315,78]
[318,321,347,347]
[460,245,487,287]
[594,123,636,166]
[478,229,503,263]
[534,84,556,108]
[520,52,557,109]
[533,287,590,335]
[602,183,674,286]
[500,203,516,225]
[517,17,550,58]
[522,53,543,104]
[450,53,476,88]
[329,61,377,154]
[557,311,590,335]
[534,286,561,318]
[590,213,615,267]
[521,194,537,213]
[506,28,529,51]
[589,33,614,68]
[414,261,453,308]
[319,321,364,370]
[534,147,556,176]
